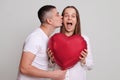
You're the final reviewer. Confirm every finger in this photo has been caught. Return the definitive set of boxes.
[79,56,81,59]
[51,56,55,61]
[47,48,51,55]
[46,48,49,54]
[79,56,84,60]
[48,52,51,58]
[48,50,52,56]
[80,51,85,57]
[84,49,88,54]
[47,48,50,51]
[81,51,88,57]
[79,56,86,64]
[49,51,54,58]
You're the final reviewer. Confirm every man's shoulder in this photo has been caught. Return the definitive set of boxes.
[25,28,41,42]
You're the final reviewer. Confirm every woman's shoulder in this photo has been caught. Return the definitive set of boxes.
[81,34,90,42]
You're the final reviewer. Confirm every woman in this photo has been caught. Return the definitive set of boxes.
[48,6,93,80]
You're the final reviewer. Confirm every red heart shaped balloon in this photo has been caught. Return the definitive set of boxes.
[48,33,87,70]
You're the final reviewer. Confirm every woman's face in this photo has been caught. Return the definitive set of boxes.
[63,8,77,34]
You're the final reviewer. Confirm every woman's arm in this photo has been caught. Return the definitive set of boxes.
[80,36,94,70]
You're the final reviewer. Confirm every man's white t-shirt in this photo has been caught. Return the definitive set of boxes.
[17,28,49,80]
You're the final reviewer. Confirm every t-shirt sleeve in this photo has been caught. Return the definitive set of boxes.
[23,36,39,55]
[81,35,94,70]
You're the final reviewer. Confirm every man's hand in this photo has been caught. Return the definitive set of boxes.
[50,69,67,80]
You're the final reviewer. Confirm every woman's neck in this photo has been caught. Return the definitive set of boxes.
[64,32,74,37]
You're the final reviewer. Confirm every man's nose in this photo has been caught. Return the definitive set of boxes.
[60,15,63,19]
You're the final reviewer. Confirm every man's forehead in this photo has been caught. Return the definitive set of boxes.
[45,8,57,18]
[51,8,58,13]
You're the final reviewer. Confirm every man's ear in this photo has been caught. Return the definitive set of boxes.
[46,18,52,24]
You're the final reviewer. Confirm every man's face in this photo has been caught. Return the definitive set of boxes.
[50,8,62,28]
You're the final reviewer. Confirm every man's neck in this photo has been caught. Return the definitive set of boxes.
[40,24,55,37]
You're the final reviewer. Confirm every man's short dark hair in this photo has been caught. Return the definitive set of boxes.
[38,5,56,23]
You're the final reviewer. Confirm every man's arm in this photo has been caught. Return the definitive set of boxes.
[19,51,66,80]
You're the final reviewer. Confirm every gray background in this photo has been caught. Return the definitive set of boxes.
[0,0,120,80]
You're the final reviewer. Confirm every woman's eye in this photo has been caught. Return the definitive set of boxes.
[64,15,68,17]
[72,15,76,18]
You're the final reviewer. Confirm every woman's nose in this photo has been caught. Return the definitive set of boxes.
[68,16,71,20]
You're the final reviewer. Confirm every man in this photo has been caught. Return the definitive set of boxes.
[17,5,66,80]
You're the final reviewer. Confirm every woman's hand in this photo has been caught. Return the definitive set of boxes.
[79,49,88,65]
[47,48,55,64]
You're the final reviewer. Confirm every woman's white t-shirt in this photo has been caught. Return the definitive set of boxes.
[53,35,94,80]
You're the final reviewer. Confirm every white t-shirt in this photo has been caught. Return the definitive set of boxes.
[17,28,49,80]
[53,35,94,80]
